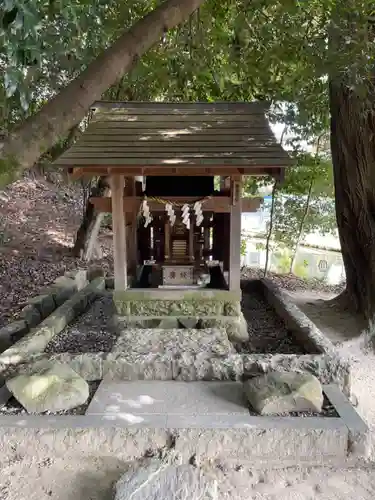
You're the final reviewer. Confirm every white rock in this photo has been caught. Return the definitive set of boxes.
[6,362,89,413]
[243,371,323,415]
[113,460,217,500]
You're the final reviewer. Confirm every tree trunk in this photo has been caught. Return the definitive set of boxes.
[289,178,313,273]
[73,177,110,259]
[264,180,278,277]
[0,0,206,176]
[329,79,375,320]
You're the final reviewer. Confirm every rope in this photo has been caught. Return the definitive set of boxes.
[145,195,212,208]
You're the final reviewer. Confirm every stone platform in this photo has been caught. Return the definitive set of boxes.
[0,382,369,468]
[113,288,241,317]
[113,288,247,343]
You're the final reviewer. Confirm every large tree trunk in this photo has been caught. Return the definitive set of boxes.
[329,79,375,320]
[0,0,206,175]
[73,177,110,259]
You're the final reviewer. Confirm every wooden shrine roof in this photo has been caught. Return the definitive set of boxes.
[54,101,291,177]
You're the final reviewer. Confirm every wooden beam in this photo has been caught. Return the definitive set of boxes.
[64,165,286,178]
[110,175,127,290]
[228,177,242,292]
[89,196,261,214]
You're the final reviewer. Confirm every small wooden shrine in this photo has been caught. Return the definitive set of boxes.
[55,101,290,293]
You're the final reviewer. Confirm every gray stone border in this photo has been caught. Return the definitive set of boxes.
[0,278,105,370]
[0,350,351,396]
[0,385,369,467]
[258,278,336,355]
[0,267,105,353]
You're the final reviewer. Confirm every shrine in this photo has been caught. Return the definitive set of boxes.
[55,101,290,328]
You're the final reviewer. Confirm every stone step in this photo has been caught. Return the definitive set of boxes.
[86,381,250,423]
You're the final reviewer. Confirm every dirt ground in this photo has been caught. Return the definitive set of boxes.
[1,178,375,499]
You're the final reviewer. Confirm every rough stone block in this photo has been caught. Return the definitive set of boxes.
[0,320,28,344]
[51,353,106,381]
[50,286,77,307]
[111,328,235,358]
[242,353,351,395]
[106,277,115,289]
[63,269,88,290]
[324,384,370,459]
[174,426,348,465]
[87,265,105,281]
[260,279,336,355]
[104,354,175,381]
[243,371,323,415]
[113,296,225,317]
[201,314,249,343]
[209,355,244,381]
[158,318,180,329]
[178,317,199,329]
[6,361,89,413]
[0,278,106,368]
[28,294,55,319]
[113,460,217,500]
[223,301,241,317]
[19,305,42,328]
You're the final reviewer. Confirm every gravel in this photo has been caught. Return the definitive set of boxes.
[239,290,305,354]
[44,296,118,354]
[0,380,101,416]
[45,290,306,356]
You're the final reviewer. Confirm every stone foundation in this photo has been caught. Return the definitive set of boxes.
[113,288,246,343]
[113,289,241,317]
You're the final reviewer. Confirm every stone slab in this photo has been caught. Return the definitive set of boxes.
[260,279,336,355]
[115,289,241,301]
[86,381,249,418]
[111,328,235,357]
[113,289,241,317]
[0,320,29,348]
[324,384,370,458]
[0,418,349,468]
[0,278,105,369]
[0,386,368,465]
[173,426,348,465]
[27,294,56,320]
[113,460,217,500]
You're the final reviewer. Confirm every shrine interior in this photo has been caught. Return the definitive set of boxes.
[135,175,231,290]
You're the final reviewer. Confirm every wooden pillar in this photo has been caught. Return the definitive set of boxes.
[125,177,138,274]
[111,175,127,290]
[189,219,195,261]
[164,220,170,260]
[223,214,230,271]
[228,177,242,292]
[203,216,210,258]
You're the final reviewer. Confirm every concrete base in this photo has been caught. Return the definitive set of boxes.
[0,384,369,467]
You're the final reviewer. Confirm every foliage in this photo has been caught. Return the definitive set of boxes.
[240,235,247,258]
[2,0,375,128]
[273,148,336,251]
[243,140,337,276]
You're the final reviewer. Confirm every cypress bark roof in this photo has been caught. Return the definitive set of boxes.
[55,101,291,177]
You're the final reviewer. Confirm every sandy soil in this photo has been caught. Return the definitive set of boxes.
[2,290,375,500]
